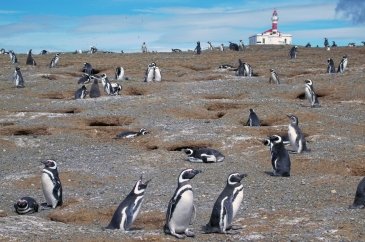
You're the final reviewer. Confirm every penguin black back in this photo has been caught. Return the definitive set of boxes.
[263,135,291,177]
[246,108,260,126]
[349,177,365,209]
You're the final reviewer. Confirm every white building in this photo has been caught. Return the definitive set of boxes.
[249,10,292,45]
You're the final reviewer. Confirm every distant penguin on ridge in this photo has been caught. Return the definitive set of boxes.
[26,49,37,66]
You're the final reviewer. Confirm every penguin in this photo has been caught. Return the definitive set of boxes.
[78,73,91,84]
[172,49,182,53]
[246,108,260,127]
[0,48,5,54]
[183,147,225,163]
[49,53,60,68]
[115,128,148,139]
[14,197,39,215]
[13,67,25,88]
[100,73,122,95]
[337,55,348,73]
[40,50,48,55]
[82,62,94,75]
[106,175,151,230]
[327,58,336,73]
[239,40,245,51]
[194,41,201,55]
[41,159,63,208]
[263,135,291,177]
[145,62,162,82]
[287,114,308,154]
[304,79,320,108]
[204,172,247,234]
[115,66,125,81]
[141,42,148,53]
[269,69,280,84]
[349,177,365,209]
[164,168,202,239]
[75,85,88,99]
[229,42,239,51]
[289,46,298,59]
[26,49,37,66]
[9,50,17,64]
[218,64,235,70]
[89,77,101,98]
[220,44,224,52]
[236,59,245,76]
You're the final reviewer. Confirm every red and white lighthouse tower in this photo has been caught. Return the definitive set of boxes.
[271,10,278,34]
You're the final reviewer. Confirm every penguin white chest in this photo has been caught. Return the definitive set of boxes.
[41,172,57,207]
[232,186,244,218]
[288,125,298,146]
[170,190,194,232]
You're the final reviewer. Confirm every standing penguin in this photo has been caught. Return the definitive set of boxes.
[304,79,320,108]
[78,73,91,84]
[246,108,260,127]
[14,197,39,214]
[263,135,291,177]
[337,55,348,73]
[89,77,101,98]
[204,173,247,234]
[349,177,365,209]
[327,58,336,73]
[41,160,63,208]
[106,176,151,230]
[145,62,162,82]
[183,147,225,163]
[164,168,201,239]
[26,49,37,66]
[82,62,94,75]
[100,73,122,95]
[49,53,60,68]
[13,67,25,88]
[194,41,201,55]
[8,50,18,64]
[269,69,280,84]
[287,114,308,153]
[115,66,125,81]
[289,46,298,59]
[75,85,88,99]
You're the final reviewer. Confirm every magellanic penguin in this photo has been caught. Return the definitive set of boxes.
[82,62,94,75]
[49,53,60,68]
[89,76,101,98]
[115,128,148,139]
[75,85,88,99]
[304,79,320,108]
[13,67,25,88]
[349,177,365,209]
[78,73,91,84]
[236,59,252,77]
[115,66,125,81]
[204,172,247,234]
[289,46,298,59]
[263,135,291,177]
[9,50,18,64]
[14,197,39,215]
[106,175,151,230]
[164,168,202,239]
[41,160,63,208]
[337,55,348,73]
[327,58,336,73]
[269,69,280,84]
[100,73,122,95]
[145,62,162,82]
[287,114,308,154]
[246,108,260,127]
[26,49,37,66]
[183,147,225,163]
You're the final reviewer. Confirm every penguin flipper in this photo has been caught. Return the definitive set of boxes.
[124,206,135,230]
[189,204,196,225]
[224,196,234,228]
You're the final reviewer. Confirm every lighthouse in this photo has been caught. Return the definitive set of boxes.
[271,10,278,34]
[249,10,292,45]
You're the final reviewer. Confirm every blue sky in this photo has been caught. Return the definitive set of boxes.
[0,0,364,53]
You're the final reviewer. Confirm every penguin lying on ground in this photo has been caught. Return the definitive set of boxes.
[14,197,39,214]
[106,175,151,230]
[164,168,201,239]
[204,172,247,234]
[115,128,148,139]
[183,147,225,163]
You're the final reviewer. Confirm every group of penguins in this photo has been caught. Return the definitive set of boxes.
[8,47,365,239]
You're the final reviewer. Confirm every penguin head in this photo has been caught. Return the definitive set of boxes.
[304,79,313,86]
[133,175,151,195]
[81,85,87,91]
[183,148,194,156]
[139,128,148,135]
[42,159,57,169]
[269,135,282,144]
[270,69,274,72]
[262,138,271,146]
[249,108,255,113]
[16,199,28,209]
[178,168,202,184]
[287,114,299,125]
[15,67,20,71]
[227,173,247,186]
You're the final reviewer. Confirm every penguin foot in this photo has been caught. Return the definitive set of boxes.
[171,232,185,239]
[40,203,52,210]
[229,224,242,230]
[184,229,195,237]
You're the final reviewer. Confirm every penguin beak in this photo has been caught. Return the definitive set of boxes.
[239,173,247,179]
[193,169,203,175]
[286,115,291,119]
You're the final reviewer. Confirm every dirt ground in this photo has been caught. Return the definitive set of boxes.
[0,45,364,241]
